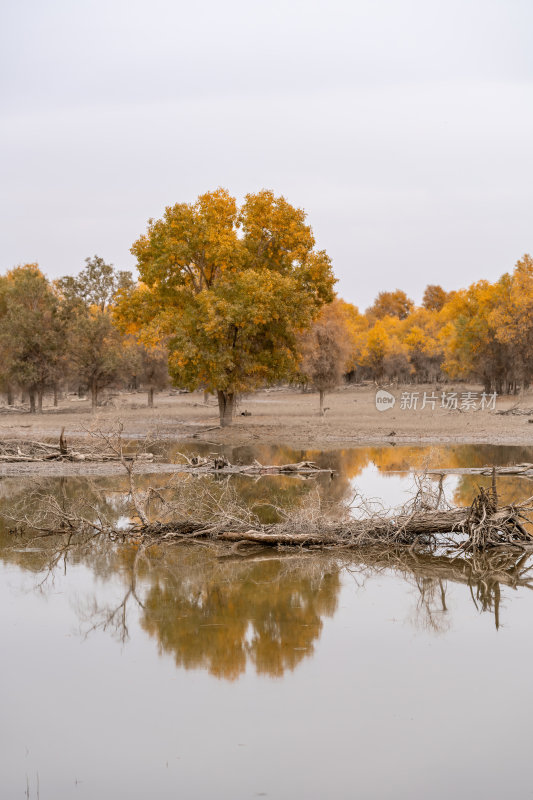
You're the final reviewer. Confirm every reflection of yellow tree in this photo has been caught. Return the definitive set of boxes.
[452,475,533,511]
[140,551,340,680]
[157,442,533,517]
[366,444,533,474]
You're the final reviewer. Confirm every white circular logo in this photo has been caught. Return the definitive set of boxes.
[375,389,396,412]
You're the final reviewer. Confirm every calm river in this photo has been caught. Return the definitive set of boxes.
[1,444,532,799]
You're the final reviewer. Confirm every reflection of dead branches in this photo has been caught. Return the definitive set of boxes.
[8,529,533,652]
[358,545,533,630]
[77,543,150,643]
[410,576,450,634]
[5,464,533,555]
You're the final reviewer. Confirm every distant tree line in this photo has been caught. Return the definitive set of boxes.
[2,186,531,420]
[0,256,169,412]
[306,255,533,397]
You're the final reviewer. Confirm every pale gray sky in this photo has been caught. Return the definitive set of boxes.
[1,0,532,310]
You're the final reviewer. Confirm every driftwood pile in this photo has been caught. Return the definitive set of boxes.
[0,433,154,464]
[0,435,330,476]
[174,453,334,476]
[125,465,533,551]
[131,499,533,551]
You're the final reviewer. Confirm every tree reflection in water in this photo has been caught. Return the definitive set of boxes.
[1,449,533,680]
[3,521,533,679]
[140,549,340,680]
[361,546,533,633]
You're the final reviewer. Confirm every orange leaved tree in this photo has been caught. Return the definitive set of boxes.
[115,189,336,426]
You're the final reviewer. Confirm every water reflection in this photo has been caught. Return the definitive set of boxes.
[157,441,533,509]
[3,519,533,683]
[140,550,340,680]
[1,444,532,520]
[363,547,533,632]
[1,442,533,683]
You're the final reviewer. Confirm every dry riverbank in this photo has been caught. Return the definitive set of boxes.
[0,384,532,449]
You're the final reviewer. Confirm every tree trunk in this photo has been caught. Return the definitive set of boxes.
[6,386,13,406]
[134,504,531,549]
[29,390,36,414]
[204,390,209,404]
[37,389,43,413]
[148,387,154,408]
[53,385,59,407]
[91,380,98,412]
[217,390,235,427]
[319,389,325,416]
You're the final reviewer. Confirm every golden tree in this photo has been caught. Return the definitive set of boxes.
[116,189,336,425]
[366,289,413,321]
[57,256,133,411]
[422,284,448,311]
[440,279,510,392]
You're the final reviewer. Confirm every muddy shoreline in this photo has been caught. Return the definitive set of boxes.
[0,385,532,476]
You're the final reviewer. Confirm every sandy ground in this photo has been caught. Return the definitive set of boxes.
[1,384,532,450]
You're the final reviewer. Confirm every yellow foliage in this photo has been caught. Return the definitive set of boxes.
[343,255,533,388]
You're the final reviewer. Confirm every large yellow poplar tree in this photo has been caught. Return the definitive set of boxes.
[116,189,336,425]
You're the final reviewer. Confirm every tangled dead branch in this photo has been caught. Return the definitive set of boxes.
[5,458,533,554]
[2,425,532,553]
[0,427,154,463]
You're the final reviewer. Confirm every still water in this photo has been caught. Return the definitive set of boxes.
[1,444,533,799]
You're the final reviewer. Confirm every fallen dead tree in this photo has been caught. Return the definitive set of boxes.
[0,429,154,464]
[429,463,533,478]
[6,457,533,554]
[131,502,533,551]
[124,467,533,552]
[173,452,334,476]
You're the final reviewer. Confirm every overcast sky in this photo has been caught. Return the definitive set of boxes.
[1,0,532,310]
